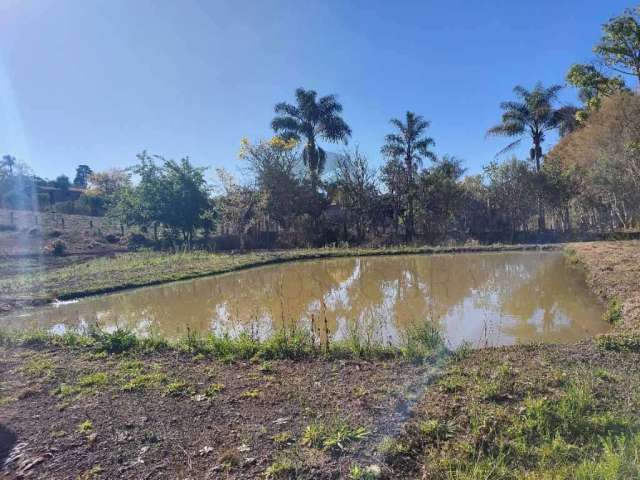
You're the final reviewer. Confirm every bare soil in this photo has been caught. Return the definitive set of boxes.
[571,240,640,330]
[0,346,430,479]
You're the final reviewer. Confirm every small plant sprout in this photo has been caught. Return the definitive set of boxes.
[78,420,93,433]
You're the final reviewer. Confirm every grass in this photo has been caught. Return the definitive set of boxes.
[390,348,640,480]
[264,454,298,479]
[204,383,225,397]
[78,372,109,388]
[0,319,447,363]
[22,356,55,377]
[596,332,640,352]
[301,420,369,452]
[165,380,193,397]
[121,372,167,391]
[603,298,624,324]
[0,244,549,307]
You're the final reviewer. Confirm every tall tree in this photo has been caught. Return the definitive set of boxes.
[239,137,302,231]
[73,164,93,188]
[1,155,16,176]
[594,6,640,86]
[334,148,378,242]
[566,64,628,123]
[271,88,351,192]
[54,175,71,192]
[487,83,564,231]
[381,111,436,242]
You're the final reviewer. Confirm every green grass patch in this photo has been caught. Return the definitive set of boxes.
[596,333,640,352]
[391,356,640,479]
[121,372,167,391]
[603,298,624,324]
[301,420,369,452]
[165,380,193,397]
[22,356,55,377]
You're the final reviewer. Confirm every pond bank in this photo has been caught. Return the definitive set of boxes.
[1,241,639,479]
[0,243,555,315]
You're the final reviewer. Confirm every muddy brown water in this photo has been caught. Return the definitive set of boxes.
[3,251,610,348]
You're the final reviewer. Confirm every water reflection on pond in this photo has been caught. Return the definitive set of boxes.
[4,252,610,347]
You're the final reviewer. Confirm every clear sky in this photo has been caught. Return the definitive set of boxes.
[0,0,635,181]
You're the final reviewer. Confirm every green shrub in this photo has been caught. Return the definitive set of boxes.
[49,239,67,256]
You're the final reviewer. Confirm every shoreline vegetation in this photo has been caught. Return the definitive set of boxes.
[1,241,640,478]
[0,242,555,314]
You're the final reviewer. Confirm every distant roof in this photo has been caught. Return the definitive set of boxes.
[37,186,84,193]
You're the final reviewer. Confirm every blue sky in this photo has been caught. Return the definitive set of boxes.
[0,0,635,181]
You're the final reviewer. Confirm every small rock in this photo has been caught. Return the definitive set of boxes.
[193,394,207,402]
[365,464,382,477]
[237,444,251,452]
[199,446,214,456]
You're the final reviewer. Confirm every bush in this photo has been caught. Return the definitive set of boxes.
[121,232,150,250]
[48,239,67,256]
[104,233,120,244]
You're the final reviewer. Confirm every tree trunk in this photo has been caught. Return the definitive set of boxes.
[533,138,545,233]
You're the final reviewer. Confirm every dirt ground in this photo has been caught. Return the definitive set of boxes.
[0,209,127,257]
[0,346,432,479]
[571,241,640,330]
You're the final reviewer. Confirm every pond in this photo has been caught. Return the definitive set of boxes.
[3,251,610,348]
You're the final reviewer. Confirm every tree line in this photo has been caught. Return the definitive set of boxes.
[2,6,639,249]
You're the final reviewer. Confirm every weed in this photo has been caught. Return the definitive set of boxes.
[22,357,54,377]
[353,386,369,397]
[89,326,138,353]
[348,464,381,480]
[596,333,640,352]
[258,361,275,373]
[53,384,82,398]
[204,383,225,397]
[564,247,580,265]
[440,374,465,393]
[402,321,444,362]
[603,298,624,324]
[301,423,324,449]
[121,372,167,391]
[241,388,260,399]
[165,380,193,397]
[78,465,103,479]
[377,436,409,456]
[118,360,143,373]
[77,420,93,433]
[301,420,368,452]
[271,431,293,445]
[264,454,297,479]
[78,372,109,388]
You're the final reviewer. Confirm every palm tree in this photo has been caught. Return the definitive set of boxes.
[271,88,351,192]
[486,83,564,231]
[381,111,436,242]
